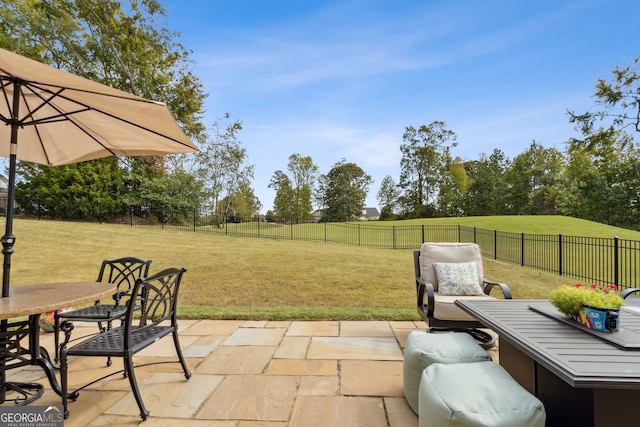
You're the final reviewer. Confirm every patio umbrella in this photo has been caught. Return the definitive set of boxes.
[0,47,199,297]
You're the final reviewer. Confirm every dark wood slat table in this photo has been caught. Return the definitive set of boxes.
[456,299,640,427]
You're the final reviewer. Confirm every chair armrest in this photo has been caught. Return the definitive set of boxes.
[621,288,640,299]
[416,276,435,317]
[112,290,129,305]
[483,279,513,299]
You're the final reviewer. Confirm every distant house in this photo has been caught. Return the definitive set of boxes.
[360,207,380,221]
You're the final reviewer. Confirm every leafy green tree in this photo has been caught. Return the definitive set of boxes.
[557,130,640,227]
[568,56,640,150]
[191,115,256,222]
[134,168,202,224]
[269,170,295,221]
[0,0,207,215]
[15,157,124,219]
[376,175,400,220]
[268,154,317,221]
[503,142,564,215]
[398,121,457,217]
[316,160,372,222]
[455,149,508,216]
[220,182,260,222]
[437,160,470,217]
[287,154,318,220]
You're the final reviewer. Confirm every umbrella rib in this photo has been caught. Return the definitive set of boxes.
[17,86,69,125]
[0,78,15,124]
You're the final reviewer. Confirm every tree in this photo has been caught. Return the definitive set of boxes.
[398,121,457,217]
[0,0,208,215]
[437,160,470,217]
[557,130,640,227]
[15,156,124,219]
[316,160,372,222]
[287,154,318,220]
[269,170,295,221]
[376,175,400,220]
[133,168,202,224]
[463,149,509,216]
[503,142,564,215]
[268,154,318,221]
[220,182,260,222]
[191,115,256,222]
[568,56,640,150]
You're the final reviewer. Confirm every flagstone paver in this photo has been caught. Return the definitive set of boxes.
[195,375,300,421]
[307,336,404,360]
[340,360,404,396]
[289,396,388,427]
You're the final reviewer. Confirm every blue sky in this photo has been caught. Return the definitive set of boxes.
[162,0,640,212]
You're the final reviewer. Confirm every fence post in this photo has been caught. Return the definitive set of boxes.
[521,233,525,267]
[358,223,361,246]
[393,226,396,249]
[458,225,461,242]
[193,210,196,232]
[421,225,425,244]
[130,205,133,227]
[494,230,497,260]
[473,227,477,243]
[558,234,563,277]
[614,236,619,287]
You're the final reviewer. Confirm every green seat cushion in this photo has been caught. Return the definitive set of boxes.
[419,361,546,427]
[403,331,491,414]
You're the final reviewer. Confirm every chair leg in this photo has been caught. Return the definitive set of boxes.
[53,314,60,363]
[124,356,149,420]
[172,330,192,380]
[60,348,69,419]
[104,320,113,367]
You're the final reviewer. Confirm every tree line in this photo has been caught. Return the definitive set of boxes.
[2,1,640,228]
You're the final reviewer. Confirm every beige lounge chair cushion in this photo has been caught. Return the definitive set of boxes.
[420,243,483,292]
[433,293,495,321]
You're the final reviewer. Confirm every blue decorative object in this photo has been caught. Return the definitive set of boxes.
[575,305,620,332]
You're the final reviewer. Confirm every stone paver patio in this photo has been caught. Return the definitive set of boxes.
[4,320,497,426]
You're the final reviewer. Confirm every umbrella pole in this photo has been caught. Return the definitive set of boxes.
[1,80,19,298]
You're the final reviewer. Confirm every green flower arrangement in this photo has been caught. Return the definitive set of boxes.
[549,283,625,317]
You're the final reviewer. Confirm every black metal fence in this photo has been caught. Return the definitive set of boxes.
[7,201,640,291]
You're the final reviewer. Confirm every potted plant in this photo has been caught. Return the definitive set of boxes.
[549,283,625,332]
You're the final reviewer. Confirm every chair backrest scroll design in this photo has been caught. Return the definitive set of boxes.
[124,267,186,344]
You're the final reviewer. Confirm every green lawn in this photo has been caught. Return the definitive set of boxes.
[1,216,618,320]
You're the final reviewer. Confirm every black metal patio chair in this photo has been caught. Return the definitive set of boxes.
[53,257,152,364]
[59,267,191,420]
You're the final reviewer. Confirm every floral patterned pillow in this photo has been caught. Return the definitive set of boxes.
[433,262,483,296]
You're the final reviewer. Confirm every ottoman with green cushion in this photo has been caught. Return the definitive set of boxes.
[403,331,491,414]
[418,361,546,427]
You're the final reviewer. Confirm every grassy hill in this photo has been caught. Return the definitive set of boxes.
[379,215,640,240]
[0,215,619,320]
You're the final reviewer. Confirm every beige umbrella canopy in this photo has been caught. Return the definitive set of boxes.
[0,47,198,296]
